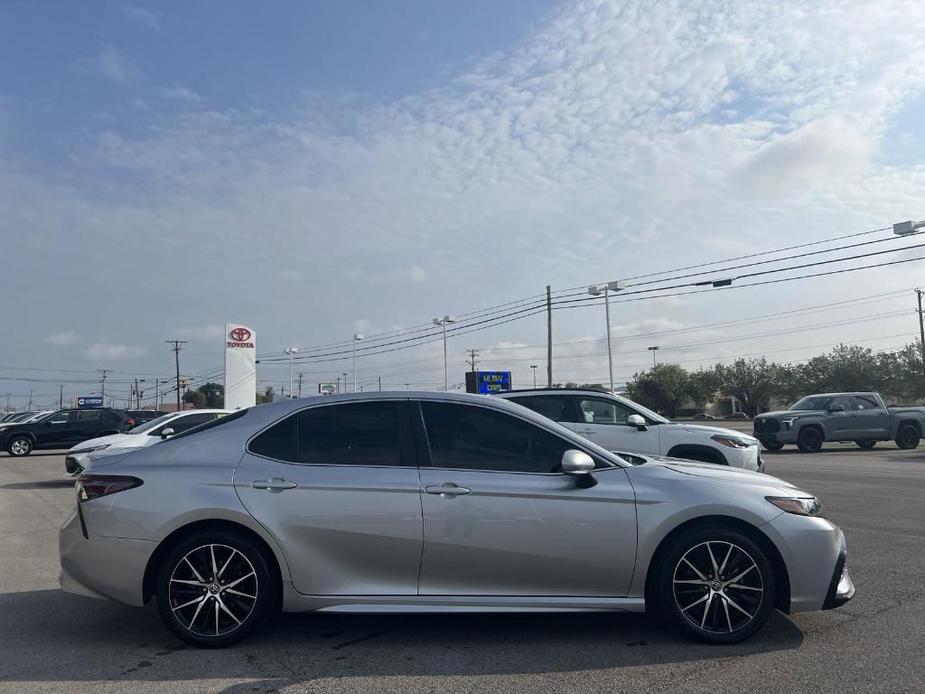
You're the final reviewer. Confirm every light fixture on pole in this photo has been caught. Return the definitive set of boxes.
[530,364,538,388]
[587,280,625,393]
[648,345,660,368]
[285,347,298,399]
[894,219,925,236]
[432,315,458,391]
[352,335,363,393]
[342,372,347,393]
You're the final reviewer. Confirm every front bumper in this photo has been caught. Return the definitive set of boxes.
[762,513,853,613]
[64,452,87,476]
[823,548,855,609]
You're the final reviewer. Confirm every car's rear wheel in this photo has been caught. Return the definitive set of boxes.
[855,440,877,449]
[895,424,920,450]
[762,441,784,452]
[796,428,824,452]
[156,531,275,648]
[656,527,775,644]
[7,436,33,457]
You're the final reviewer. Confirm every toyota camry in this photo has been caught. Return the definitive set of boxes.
[59,392,854,648]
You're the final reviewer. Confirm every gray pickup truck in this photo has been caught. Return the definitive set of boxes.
[753,392,925,452]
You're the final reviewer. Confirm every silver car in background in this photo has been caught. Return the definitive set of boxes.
[59,392,853,648]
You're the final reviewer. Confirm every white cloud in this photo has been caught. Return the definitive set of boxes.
[120,5,161,32]
[173,325,226,341]
[158,85,202,103]
[44,331,80,346]
[84,343,147,360]
[8,0,925,387]
[76,45,144,84]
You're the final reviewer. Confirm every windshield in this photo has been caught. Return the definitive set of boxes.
[615,396,670,424]
[127,413,178,434]
[790,396,837,411]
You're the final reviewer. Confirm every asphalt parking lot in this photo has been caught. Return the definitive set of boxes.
[0,446,923,694]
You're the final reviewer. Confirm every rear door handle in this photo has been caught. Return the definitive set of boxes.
[251,477,297,493]
[424,483,471,497]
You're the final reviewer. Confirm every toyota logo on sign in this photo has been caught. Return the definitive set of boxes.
[229,327,251,342]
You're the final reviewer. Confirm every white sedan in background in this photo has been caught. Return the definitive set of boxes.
[64,409,232,476]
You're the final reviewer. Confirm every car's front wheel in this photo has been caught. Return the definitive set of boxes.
[762,441,784,452]
[796,427,824,452]
[656,527,775,644]
[7,436,33,457]
[156,531,275,648]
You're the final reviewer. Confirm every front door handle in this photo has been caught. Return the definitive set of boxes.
[424,483,471,497]
[251,477,297,493]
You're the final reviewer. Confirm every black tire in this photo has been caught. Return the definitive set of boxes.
[656,526,775,644]
[762,441,784,452]
[156,530,275,648]
[895,424,920,450]
[796,427,824,453]
[854,440,877,450]
[7,435,33,457]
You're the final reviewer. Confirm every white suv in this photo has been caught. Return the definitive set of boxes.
[495,389,763,471]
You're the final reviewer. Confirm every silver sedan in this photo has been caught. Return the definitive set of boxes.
[59,392,854,648]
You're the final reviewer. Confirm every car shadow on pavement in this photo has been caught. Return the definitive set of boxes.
[0,479,75,490]
[0,589,804,686]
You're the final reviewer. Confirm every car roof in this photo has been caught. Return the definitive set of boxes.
[494,388,618,396]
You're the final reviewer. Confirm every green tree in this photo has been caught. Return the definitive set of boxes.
[686,368,720,409]
[256,386,275,404]
[626,364,690,416]
[197,382,224,408]
[714,358,779,416]
[182,389,206,409]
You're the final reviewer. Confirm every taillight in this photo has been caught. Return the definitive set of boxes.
[125,418,136,428]
[77,474,143,502]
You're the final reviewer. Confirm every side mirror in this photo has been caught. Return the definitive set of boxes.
[160,427,175,439]
[627,414,647,430]
[828,404,846,413]
[561,449,594,475]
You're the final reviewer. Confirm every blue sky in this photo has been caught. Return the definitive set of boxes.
[2,1,925,407]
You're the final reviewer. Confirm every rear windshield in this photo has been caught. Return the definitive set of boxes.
[167,408,249,441]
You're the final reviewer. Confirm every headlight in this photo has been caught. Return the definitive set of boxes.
[711,434,753,448]
[766,496,824,517]
[70,444,111,455]
[782,417,799,429]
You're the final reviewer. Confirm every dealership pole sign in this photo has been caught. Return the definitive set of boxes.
[224,323,256,410]
[77,396,104,409]
[465,371,512,394]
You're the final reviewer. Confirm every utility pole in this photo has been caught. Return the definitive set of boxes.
[27,389,33,410]
[97,369,111,400]
[378,376,382,392]
[546,285,553,387]
[154,378,159,409]
[916,290,925,396]
[165,340,188,411]
[58,384,64,409]
[530,364,538,388]
[466,348,480,373]
[298,372,304,398]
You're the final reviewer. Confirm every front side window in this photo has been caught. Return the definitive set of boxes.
[577,398,634,425]
[507,395,572,422]
[420,402,574,473]
[48,410,74,424]
[77,410,102,421]
[297,402,402,466]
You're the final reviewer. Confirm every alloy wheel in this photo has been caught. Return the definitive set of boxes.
[672,541,764,634]
[168,543,258,637]
[9,438,31,456]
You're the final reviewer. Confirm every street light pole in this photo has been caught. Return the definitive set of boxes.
[433,315,457,391]
[648,345,660,368]
[530,364,538,388]
[588,281,625,393]
[352,335,363,392]
[285,347,298,398]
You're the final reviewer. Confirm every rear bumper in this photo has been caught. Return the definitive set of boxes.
[58,506,154,607]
